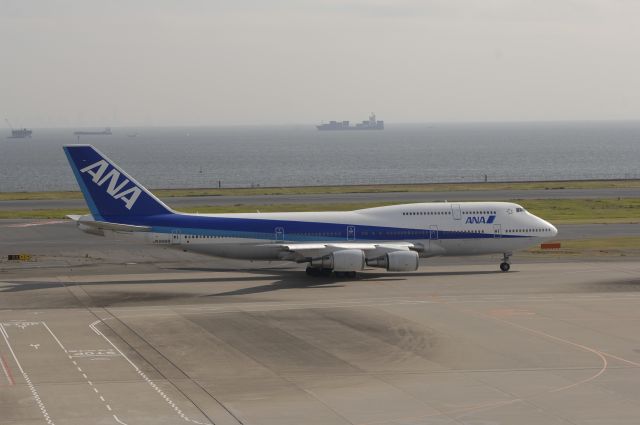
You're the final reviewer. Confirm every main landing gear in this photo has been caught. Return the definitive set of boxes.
[306,267,357,278]
[500,252,512,272]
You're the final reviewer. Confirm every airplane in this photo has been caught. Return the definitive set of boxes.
[64,145,558,277]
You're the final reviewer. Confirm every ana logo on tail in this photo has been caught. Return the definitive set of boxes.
[80,160,141,210]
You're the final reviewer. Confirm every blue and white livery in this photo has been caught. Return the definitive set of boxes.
[64,145,558,275]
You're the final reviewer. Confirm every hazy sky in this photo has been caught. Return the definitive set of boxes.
[2,0,640,127]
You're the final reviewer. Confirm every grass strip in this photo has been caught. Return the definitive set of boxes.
[528,236,640,256]
[1,198,639,223]
[519,198,640,223]
[2,179,640,201]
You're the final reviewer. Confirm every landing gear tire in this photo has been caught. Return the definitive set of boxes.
[500,252,512,272]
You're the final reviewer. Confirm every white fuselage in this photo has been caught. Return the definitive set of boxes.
[129,201,557,261]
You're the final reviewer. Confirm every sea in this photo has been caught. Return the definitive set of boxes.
[1,122,639,192]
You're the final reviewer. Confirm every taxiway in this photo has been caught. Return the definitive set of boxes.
[1,219,640,424]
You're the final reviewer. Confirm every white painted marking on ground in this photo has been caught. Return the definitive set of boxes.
[42,322,67,352]
[68,348,119,358]
[0,325,8,340]
[90,320,102,335]
[90,319,213,425]
[0,324,55,424]
[113,414,129,425]
[0,326,24,376]
[41,322,128,423]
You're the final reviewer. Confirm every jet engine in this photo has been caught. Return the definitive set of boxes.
[311,249,365,272]
[367,251,419,272]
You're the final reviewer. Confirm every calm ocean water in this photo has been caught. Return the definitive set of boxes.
[1,122,639,192]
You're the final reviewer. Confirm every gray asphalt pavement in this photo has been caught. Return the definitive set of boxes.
[1,217,639,424]
[1,187,638,211]
[2,253,640,424]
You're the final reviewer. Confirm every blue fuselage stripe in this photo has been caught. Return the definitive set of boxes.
[115,213,528,241]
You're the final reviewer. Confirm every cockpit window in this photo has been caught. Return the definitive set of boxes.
[516,207,524,213]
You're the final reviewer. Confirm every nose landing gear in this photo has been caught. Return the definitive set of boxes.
[500,252,512,272]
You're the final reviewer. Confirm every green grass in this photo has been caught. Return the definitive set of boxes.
[560,237,640,250]
[0,203,391,219]
[528,236,640,256]
[518,198,640,224]
[2,179,640,201]
[0,209,88,219]
[2,198,639,223]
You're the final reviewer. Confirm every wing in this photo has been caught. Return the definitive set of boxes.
[270,242,418,261]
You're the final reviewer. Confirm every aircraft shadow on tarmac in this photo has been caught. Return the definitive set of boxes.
[0,268,526,308]
[587,278,640,292]
[0,274,281,293]
[0,268,499,294]
[180,268,505,297]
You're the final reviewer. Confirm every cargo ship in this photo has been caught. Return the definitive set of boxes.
[8,128,32,138]
[317,113,384,131]
[5,119,32,138]
[73,127,112,136]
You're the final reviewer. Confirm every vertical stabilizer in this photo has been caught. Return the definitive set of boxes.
[63,145,173,219]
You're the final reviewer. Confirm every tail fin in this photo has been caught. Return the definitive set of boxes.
[63,145,172,219]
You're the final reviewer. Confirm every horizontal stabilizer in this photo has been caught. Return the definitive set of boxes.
[67,215,151,232]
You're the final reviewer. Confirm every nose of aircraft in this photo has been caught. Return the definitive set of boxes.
[534,213,558,237]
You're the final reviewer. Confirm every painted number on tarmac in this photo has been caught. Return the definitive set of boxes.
[67,349,119,358]
[1,321,41,329]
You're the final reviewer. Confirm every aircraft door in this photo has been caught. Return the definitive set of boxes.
[429,225,439,249]
[170,229,182,245]
[451,204,462,220]
[493,224,502,238]
[347,225,356,241]
[275,226,284,242]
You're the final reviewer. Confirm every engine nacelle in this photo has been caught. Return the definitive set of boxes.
[312,249,365,272]
[367,251,419,272]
